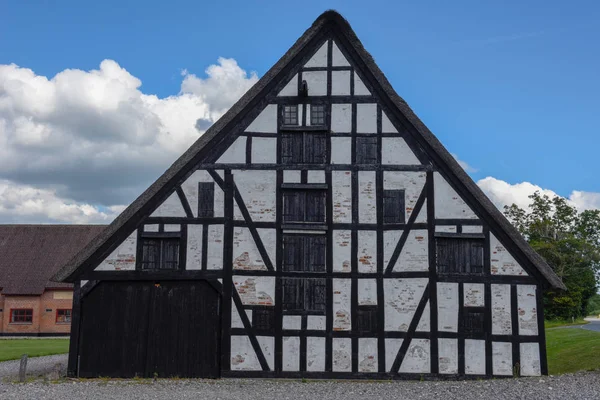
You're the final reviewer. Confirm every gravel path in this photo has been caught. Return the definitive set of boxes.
[0,371,599,400]
[0,354,67,381]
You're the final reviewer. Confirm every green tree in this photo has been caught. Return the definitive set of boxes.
[504,192,600,320]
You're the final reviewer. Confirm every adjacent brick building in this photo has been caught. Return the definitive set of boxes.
[0,225,104,336]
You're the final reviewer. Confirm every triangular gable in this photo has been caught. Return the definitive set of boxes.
[52,10,565,290]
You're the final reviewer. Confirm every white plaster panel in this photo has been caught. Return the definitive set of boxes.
[234,170,276,222]
[385,339,402,371]
[465,339,486,375]
[491,233,528,275]
[95,231,137,271]
[357,103,377,133]
[231,336,260,371]
[245,104,278,133]
[354,72,370,95]
[382,137,421,165]
[332,41,350,66]
[186,224,202,270]
[416,301,430,332]
[383,171,427,222]
[217,136,246,164]
[333,230,351,273]
[150,192,186,217]
[331,104,352,133]
[358,171,376,223]
[382,230,401,271]
[437,283,459,332]
[358,338,378,373]
[304,42,328,67]
[433,172,478,219]
[303,71,327,96]
[258,229,276,271]
[233,276,275,306]
[381,111,397,133]
[332,70,351,95]
[492,342,513,376]
[330,137,352,164]
[438,338,458,374]
[232,227,267,271]
[358,230,377,273]
[283,315,302,330]
[277,73,298,96]
[307,337,326,371]
[517,285,538,335]
[358,279,377,305]
[283,170,301,183]
[462,225,483,234]
[258,336,275,370]
[307,170,325,183]
[384,278,428,331]
[520,343,541,376]
[251,137,277,164]
[307,316,326,330]
[282,337,300,371]
[397,230,429,272]
[164,224,180,232]
[207,225,223,270]
[333,279,351,331]
[180,170,224,218]
[230,304,250,329]
[435,225,457,233]
[144,224,159,232]
[332,171,352,223]
[464,283,485,307]
[492,284,512,335]
[332,338,352,372]
[399,339,430,373]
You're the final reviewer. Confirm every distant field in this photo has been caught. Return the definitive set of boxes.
[546,328,600,374]
[0,339,69,362]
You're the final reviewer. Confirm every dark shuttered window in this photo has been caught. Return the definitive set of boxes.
[461,309,485,335]
[140,238,180,270]
[436,237,484,274]
[354,306,378,333]
[252,308,275,331]
[198,182,215,217]
[310,104,326,126]
[281,133,327,164]
[282,235,326,272]
[356,137,378,164]
[282,278,326,313]
[382,189,405,224]
[282,190,326,224]
[283,105,298,125]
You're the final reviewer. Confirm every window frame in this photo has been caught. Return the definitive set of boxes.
[282,234,326,272]
[137,234,183,271]
[10,308,33,324]
[310,104,327,126]
[435,235,485,275]
[282,189,327,226]
[460,307,485,335]
[281,277,327,314]
[56,309,72,324]
[382,189,406,224]
[281,132,327,164]
[282,104,299,126]
[198,182,215,218]
[355,136,378,164]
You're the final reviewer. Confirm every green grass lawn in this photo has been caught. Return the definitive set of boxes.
[546,327,600,374]
[0,339,70,362]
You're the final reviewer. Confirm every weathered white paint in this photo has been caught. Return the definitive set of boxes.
[231,336,260,370]
[381,138,421,165]
[95,231,137,271]
[283,315,302,330]
[186,224,202,270]
[492,284,512,335]
[251,137,277,164]
[233,276,275,306]
[398,230,429,272]
[234,170,276,222]
[232,227,268,271]
[438,338,458,374]
[307,315,326,330]
[330,137,352,164]
[383,171,427,222]
[437,283,459,332]
[231,304,250,329]
[304,42,328,68]
[307,337,326,371]
[433,172,478,219]
[520,343,541,376]
[332,171,352,223]
[384,278,428,331]
[332,338,352,372]
[385,339,402,371]
[180,170,224,218]
[356,103,377,133]
[331,41,350,67]
[354,71,370,96]
[245,104,277,133]
[490,234,528,275]
[435,225,457,233]
[399,339,430,373]
[358,230,377,273]
[307,170,325,183]
[283,170,301,183]
[207,225,224,270]
[333,278,351,331]
[416,301,430,332]
[303,71,327,96]
[358,338,378,372]
[277,74,298,97]
[332,230,351,273]
[358,171,376,223]
[217,136,247,164]
[464,283,485,307]
[332,70,351,95]
[282,336,300,371]
[164,224,180,232]
[331,104,352,133]
[150,193,186,217]
[492,342,513,376]
[144,224,159,232]
[381,111,397,133]
[258,229,276,270]
[465,339,486,375]
[383,230,401,271]
[258,336,275,370]
[358,279,377,305]
[462,225,483,234]
[517,285,538,335]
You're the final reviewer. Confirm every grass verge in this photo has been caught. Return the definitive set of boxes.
[546,327,600,374]
[0,339,69,362]
[544,319,589,329]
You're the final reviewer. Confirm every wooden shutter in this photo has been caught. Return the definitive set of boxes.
[305,190,326,223]
[141,239,161,270]
[436,238,484,274]
[354,306,377,333]
[282,278,304,311]
[282,235,304,272]
[383,189,405,224]
[252,308,275,331]
[283,191,305,223]
[356,137,377,164]
[305,278,326,313]
[198,182,215,217]
[161,239,180,270]
[281,134,303,164]
[306,236,326,272]
[461,309,485,334]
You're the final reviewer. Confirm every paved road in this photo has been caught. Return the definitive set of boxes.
[580,320,600,332]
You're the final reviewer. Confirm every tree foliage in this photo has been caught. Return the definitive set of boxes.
[504,192,600,319]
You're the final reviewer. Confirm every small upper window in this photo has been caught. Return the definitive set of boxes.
[283,105,298,125]
[56,309,72,324]
[383,189,406,224]
[356,137,377,164]
[282,190,326,224]
[198,182,215,218]
[11,309,33,323]
[310,104,326,126]
[140,238,180,270]
[461,309,485,334]
[436,237,484,274]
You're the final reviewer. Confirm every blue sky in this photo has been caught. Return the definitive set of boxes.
[0,0,599,222]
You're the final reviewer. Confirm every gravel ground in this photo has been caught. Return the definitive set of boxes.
[0,355,67,381]
[0,371,599,400]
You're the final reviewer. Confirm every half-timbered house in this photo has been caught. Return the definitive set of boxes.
[53,10,565,380]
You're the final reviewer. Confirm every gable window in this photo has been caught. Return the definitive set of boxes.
[283,105,298,125]
[354,306,377,334]
[282,190,326,224]
[383,189,405,224]
[56,309,72,324]
[356,137,377,164]
[281,133,327,164]
[436,237,484,274]
[282,278,326,313]
[461,308,485,335]
[310,104,326,126]
[198,182,215,217]
[252,308,275,331]
[10,309,33,323]
[140,237,180,270]
[282,235,326,272]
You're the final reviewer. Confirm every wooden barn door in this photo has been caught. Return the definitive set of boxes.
[78,280,220,378]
